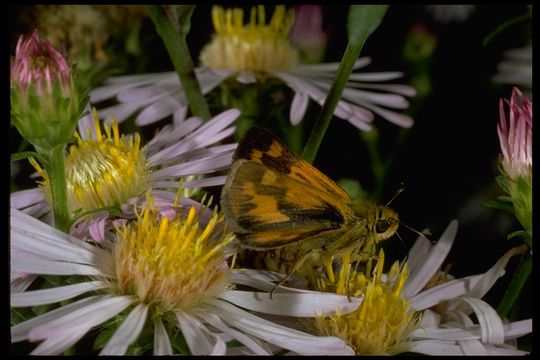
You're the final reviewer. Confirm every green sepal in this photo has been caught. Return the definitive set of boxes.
[481,199,515,213]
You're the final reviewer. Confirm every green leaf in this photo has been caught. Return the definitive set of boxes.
[507,230,532,244]
[347,5,389,47]
[11,151,41,163]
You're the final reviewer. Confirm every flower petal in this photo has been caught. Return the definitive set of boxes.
[220,290,361,317]
[196,310,272,355]
[11,281,107,307]
[450,297,504,344]
[31,326,89,355]
[28,295,135,341]
[154,318,173,355]
[403,220,458,298]
[411,274,482,311]
[176,311,227,355]
[290,91,309,125]
[207,298,354,355]
[101,303,149,355]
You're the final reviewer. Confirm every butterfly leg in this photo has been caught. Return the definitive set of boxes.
[269,250,313,299]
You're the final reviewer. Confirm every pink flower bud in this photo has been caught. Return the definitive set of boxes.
[497,87,532,180]
[10,30,71,97]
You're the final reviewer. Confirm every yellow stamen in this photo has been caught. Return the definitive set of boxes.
[306,249,419,355]
[30,109,150,214]
[113,198,235,310]
[200,5,298,72]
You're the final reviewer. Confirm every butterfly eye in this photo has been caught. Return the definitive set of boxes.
[376,219,390,234]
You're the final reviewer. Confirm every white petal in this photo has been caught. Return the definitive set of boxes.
[410,274,482,311]
[347,116,373,131]
[10,188,46,209]
[220,290,361,317]
[173,105,188,125]
[97,102,143,123]
[154,318,173,355]
[410,326,481,341]
[407,340,465,355]
[295,57,371,73]
[151,152,233,179]
[348,71,404,81]
[11,295,104,342]
[451,297,504,344]
[101,303,149,355]
[31,327,89,355]
[290,92,309,125]
[196,310,272,355]
[230,269,300,292]
[135,95,183,126]
[207,298,354,355]
[457,339,487,355]
[403,220,458,298]
[176,311,227,355]
[502,319,532,340]
[349,82,417,96]
[405,233,433,275]
[236,71,257,84]
[11,281,106,307]
[418,309,441,328]
[12,256,104,277]
[11,209,112,266]
[11,274,37,293]
[462,245,524,300]
[28,295,135,341]
[485,346,530,355]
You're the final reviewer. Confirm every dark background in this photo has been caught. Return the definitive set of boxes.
[9,4,533,349]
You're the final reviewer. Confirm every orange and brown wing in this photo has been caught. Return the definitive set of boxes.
[221,160,354,249]
[233,127,352,203]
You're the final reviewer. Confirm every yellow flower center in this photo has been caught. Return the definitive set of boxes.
[113,198,235,310]
[200,5,299,72]
[307,250,419,355]
[31,109,150,213]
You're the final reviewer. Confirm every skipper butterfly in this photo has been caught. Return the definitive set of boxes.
[221,127,399,282]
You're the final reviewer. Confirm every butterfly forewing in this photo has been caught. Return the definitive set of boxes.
[233,127,352,203]
[222,160,355,248]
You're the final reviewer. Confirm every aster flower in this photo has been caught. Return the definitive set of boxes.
[493,44,532,97]
[303,220,531,355]
[10,204,358,355]
[90,5,416,131]
[10,108,240,242]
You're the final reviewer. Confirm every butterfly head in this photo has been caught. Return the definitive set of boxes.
[371,205,400,244]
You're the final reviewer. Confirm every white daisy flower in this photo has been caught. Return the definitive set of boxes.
[90,5,416,131]
[303,220,531,355]
[10,204,359,355]
[10,107,240,243]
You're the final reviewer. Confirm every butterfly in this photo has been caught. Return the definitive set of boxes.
[221,127,400,286]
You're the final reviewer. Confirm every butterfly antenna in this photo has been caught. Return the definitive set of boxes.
[395,230,406,251]
[385,182,405,207]
[400,222,432,242]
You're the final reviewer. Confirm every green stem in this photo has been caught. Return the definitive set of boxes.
[145,5,211,120]
[302,42,364,163]
[497,251,532,319]
[483,10,532,46]
[44,145,70,232]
